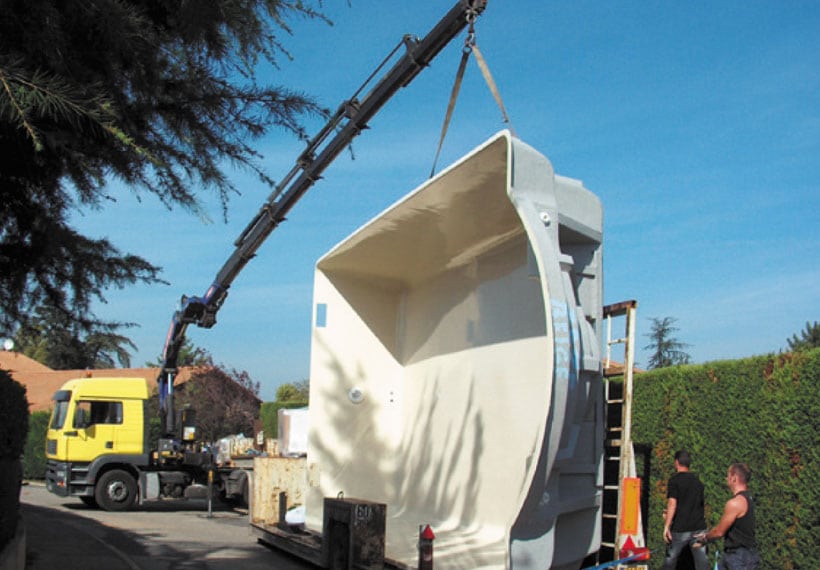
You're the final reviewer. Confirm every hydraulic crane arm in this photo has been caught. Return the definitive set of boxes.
[157,0,488,432]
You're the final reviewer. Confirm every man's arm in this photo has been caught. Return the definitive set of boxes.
[694,495,747,545]
[663,497,677,543]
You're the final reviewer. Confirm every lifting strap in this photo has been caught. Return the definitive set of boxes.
[430,17,516,177]
[471,42,516,136]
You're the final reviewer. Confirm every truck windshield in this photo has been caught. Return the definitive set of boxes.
[50,400,70,430]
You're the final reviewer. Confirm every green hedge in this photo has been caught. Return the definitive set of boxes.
[630,348,819,569]
[23,411,50,479]
[260,400,308,441]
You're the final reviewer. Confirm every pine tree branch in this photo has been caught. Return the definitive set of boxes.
[0,61,158,163]
[0,64,43,150]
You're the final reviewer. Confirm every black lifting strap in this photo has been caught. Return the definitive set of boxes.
[430,16,516,178]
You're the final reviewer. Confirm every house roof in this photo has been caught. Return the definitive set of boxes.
[0,351,51,373]
[1,351,195,412]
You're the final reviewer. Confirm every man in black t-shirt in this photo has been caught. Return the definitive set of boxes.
[662,450,709,570]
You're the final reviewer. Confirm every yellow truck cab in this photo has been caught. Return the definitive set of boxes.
[45,377,150,510]
[45,375,251,511]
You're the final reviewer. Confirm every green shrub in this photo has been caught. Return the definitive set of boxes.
[630,348,820,569]
[260,400,307,441]
[0,370,29,458]
[0,370,28,550]
[148,416,162,449]
[23,411,50,479]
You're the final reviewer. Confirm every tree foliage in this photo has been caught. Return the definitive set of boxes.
[0,372,26,547]
[146,343,260,441]
[275,379,310,403]
[0,370,29,458]
[643,316,692,369]
[173,365,261,442]
[0,0,328,334]
[146,337,213,368]
[787,320,820,352]
[12,303,136,369]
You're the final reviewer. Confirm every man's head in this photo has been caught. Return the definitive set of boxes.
[674,450,692,470]
[727,462,752,489]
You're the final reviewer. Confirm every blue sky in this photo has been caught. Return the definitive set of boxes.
[69,1,819,401]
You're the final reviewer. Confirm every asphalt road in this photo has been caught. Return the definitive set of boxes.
[20,482,314,570]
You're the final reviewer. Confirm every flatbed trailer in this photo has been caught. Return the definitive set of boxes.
[253,524,418,569]
[250,456,409,568]
[252,525,326,568]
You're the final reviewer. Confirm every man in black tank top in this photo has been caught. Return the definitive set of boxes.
[694,462,760,569]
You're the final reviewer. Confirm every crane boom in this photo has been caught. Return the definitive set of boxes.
[158,0,488,433]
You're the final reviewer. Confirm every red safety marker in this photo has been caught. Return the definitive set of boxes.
[418,525,436,570]
[619,535,650,562]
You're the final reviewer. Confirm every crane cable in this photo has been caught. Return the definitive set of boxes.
[430,9,516,177]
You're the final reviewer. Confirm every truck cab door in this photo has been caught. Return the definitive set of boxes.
[60,403,88,461]
[67,400,124,462]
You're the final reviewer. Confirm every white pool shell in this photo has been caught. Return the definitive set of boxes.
[306,131,604,569]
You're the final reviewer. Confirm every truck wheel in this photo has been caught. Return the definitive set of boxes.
[95,469,137,511]
[219,470,249,508]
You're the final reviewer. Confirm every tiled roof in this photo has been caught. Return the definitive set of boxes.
[0,351,52,373]
[1,352,195,412]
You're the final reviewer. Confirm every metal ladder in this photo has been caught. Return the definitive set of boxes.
[599,300,643,566]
